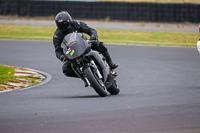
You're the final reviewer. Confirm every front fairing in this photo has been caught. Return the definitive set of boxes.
[62,33,91,60]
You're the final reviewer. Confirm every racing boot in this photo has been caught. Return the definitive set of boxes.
[108,61,119,69]
[101,50,118,69]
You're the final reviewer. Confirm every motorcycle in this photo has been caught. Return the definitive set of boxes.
[61,32,120,97]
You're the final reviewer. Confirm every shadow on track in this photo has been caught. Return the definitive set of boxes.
[65,95,101,98]
[49,94,121,99]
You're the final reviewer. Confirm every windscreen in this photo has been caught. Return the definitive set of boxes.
[62,32,90,60]
[63,32,78,47]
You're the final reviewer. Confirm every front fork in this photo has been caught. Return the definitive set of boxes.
[71,61,90,86]
[90,60,103,79]
[72,59,102,87]
[80,66,91,87]
[82,60,103,87]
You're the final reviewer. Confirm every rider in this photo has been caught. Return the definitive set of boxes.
[53,11,118,78]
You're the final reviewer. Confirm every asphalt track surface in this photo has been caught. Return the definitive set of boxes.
[0,40,200,133]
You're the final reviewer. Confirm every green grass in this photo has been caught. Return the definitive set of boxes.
[0,24,55,40]
[0,64,15,85]
[97,29,198,47]
[0,24,198,47]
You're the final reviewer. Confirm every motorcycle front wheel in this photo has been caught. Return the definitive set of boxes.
[83,67,107,97]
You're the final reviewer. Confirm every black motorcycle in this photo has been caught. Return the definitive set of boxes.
[61,32,120,97]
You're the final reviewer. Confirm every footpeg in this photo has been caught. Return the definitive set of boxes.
[112,71,117,77]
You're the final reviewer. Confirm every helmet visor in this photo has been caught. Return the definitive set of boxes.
[56,21,70,31]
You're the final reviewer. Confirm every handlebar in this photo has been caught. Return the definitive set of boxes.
[86,40,98,43]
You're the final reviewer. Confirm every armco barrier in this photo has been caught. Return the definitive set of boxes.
[0,0,200,23]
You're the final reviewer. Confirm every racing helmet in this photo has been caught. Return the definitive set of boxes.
[55,11,72,31]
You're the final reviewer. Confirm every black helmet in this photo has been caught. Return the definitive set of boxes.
[55,11,72,31]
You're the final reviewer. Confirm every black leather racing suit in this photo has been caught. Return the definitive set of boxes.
[53,20,97,62]
[53,20,109,77]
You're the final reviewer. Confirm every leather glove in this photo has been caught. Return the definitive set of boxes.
[89,35,98,41]
[60,55,67,62]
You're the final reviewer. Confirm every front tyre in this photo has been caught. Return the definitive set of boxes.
[83,67,107,97]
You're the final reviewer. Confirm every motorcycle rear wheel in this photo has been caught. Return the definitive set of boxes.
[107,80,120,95]
[84,67,107,97]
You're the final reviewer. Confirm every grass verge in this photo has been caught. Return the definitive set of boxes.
[0,64,43,91]
[0,64,15,85]
[0,24,198,47]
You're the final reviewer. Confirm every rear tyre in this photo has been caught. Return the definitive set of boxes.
[107,80,120,95]
[83,67,107,97]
